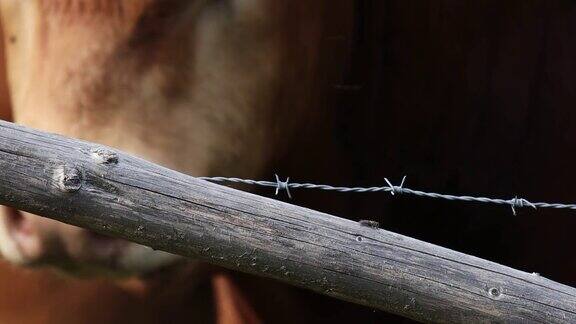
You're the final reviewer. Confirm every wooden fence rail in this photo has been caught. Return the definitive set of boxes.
[0,120,574,323]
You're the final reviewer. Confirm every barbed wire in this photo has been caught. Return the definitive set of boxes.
[198,175,576,215]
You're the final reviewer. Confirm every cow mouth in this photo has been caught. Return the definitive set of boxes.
[2,207,124,275]
[4,207,121,261]
[85,230,129,259]
[0,207,184,277]
[1,207,41,263]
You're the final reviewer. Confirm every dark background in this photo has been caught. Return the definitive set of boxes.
[258,1,576,322]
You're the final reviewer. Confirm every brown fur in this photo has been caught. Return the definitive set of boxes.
[0,1,364,323]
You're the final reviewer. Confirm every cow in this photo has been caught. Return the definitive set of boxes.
[0,0,384,323]
[2,0,576,323]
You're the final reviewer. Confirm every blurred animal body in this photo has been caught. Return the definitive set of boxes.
[0,1,354,323]
[2,1,574,323]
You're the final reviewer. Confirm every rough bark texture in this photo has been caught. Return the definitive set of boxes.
[0,120,574,323]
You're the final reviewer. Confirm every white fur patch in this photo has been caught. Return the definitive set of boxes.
[0,208,26,265]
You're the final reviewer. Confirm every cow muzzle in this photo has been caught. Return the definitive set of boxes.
[0,206,182,276]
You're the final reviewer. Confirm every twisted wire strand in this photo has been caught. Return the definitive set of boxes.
[198,175,576,215]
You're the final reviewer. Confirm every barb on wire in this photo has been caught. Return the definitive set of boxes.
[275,174,291,199]
[509,197,537,216]
[384,176,406,196]
[198,175,576,215]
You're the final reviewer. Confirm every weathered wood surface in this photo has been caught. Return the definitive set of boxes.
[0,120,574,323]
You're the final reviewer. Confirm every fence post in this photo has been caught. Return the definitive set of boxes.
[0,120,574,323]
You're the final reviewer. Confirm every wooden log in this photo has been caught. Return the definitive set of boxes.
[0,119,574,323]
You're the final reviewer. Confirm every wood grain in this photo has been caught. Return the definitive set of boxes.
[0,120,574,323]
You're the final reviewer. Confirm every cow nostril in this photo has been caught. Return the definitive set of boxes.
[6,208,23,223]
[5,208,32,236]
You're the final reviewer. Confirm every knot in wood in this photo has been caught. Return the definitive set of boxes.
[54,165,83,193]
[90,147,119,165]
[488,287,502,299]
